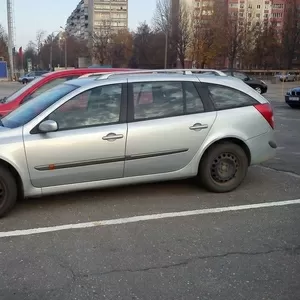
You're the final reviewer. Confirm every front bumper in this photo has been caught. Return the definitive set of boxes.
[285,95,300,106]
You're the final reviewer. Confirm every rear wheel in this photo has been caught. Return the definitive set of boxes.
[198,143,248,193]
[0,166,18,218]
[255,86,262,94]
[22,79,28,84]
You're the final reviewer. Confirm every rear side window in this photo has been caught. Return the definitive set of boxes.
[132,81,206,121]
[133,81,184,120]
[207,84,257,110]
[184,81,204,113]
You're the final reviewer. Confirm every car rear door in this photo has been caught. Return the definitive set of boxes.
[124,77,217,177]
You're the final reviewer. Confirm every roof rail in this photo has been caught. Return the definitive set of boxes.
[78,69,227,79]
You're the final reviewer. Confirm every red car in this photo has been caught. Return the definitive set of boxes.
[0,68,132,117]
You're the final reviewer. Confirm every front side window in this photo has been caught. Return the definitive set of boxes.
[48,84,122,130]
[207,84,257,110]
[1,83,78,128]
[133,81,184,120]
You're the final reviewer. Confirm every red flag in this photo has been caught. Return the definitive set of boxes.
[18,47,23,57]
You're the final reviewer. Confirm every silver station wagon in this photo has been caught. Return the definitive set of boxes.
[0,71,276,217]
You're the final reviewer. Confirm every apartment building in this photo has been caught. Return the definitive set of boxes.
[66,0,89,39]
[227,0,296,32]
[89,0,128,33]
[65,0,128,40]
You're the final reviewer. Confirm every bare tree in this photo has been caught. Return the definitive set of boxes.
[90,22,112,65]
[281,0,300,69]
[152,0,172,68]
[190,1,226,68]
[0,24,8,62]
[35,30,46,67]
[173,1,191,68]
[225,13,247,69]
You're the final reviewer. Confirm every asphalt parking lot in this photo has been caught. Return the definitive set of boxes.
[0,81,299,300]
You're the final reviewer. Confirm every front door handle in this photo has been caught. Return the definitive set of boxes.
[189,123,208,131]
[102,133,124,141]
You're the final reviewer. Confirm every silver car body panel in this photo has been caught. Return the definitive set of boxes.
[0,74,276,198]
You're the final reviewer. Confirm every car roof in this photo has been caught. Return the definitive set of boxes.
[42,68,133,78]
[66,77,98,87]
[64,73,268,104]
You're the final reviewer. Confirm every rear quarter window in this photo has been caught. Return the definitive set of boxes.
[207,84,258,110]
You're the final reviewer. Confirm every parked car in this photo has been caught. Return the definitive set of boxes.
[0,68,132,117]
[275,72,297,82]
[0,72,276,217]
[18,70,49,84]
[221,69,268,94]
[285,86,300,108]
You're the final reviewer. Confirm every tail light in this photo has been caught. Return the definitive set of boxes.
[254,103,274,129]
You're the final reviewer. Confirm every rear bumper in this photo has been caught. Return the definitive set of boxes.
[246,131,276,165]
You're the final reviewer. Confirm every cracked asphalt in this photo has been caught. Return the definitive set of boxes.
[0,81,300,300]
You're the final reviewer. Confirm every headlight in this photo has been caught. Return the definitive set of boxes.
[286,90,291,95]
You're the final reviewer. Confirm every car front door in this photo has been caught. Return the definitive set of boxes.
[124,78,217,177]
[23,82,128,188]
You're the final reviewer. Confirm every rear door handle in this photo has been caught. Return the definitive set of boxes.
[189,123,208,131]
[102,133,124,141]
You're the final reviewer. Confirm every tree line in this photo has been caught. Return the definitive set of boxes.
[0,0,299,71]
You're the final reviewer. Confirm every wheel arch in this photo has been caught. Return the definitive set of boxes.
[0,158,24,198]
[198,137,251,172]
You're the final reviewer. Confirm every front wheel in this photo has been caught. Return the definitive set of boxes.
[198,143,248,193]
[0,166,18,218]
[22,79,28,84]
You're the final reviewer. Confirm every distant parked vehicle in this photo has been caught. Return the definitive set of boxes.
[18,71,49,84]
[285,86,300,108]
[221,69,268,94]
[275,72,297,82]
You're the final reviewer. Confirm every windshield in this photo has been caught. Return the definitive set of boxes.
[3,76,45,103]
[1,83,78,129]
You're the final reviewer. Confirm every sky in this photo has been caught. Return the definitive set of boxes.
[0,0,156,48]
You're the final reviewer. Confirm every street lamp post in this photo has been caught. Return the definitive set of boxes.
[60,26,67,69]
[49,27,67,70]
[49,30,63,71]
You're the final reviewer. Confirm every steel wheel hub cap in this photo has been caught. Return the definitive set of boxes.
[211,152,239,183]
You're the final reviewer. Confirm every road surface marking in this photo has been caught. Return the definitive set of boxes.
[1,199,300,238]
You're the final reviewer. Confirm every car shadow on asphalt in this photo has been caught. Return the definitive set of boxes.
[7,166,299,221]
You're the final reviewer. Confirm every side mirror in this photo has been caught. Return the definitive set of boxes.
[38,120,58,133]
[244,77,250,81]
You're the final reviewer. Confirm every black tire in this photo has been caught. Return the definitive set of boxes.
[198,143,248,193]
[22,79,28,84]
[0,166,18,217]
